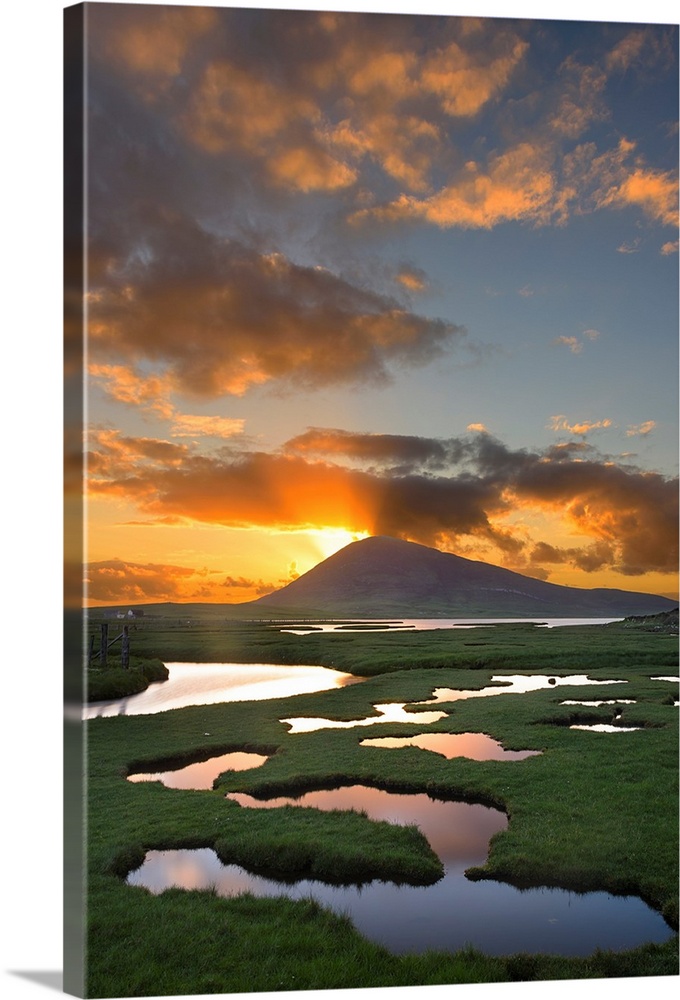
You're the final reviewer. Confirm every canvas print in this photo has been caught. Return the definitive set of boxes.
[64,2,679,997]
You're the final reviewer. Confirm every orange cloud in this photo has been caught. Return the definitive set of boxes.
[605,27,676,73]
[626,421,657,437]
[359,143,556,229]
[548,58,608,138]
[89,7,676,237]
[358,122,678,233]
[331,114,441,192]
[345,49,418,100]
[553,336,583,354]
[602,168,678,227]
[88,216,464,398]
[96,4,218,95]
[101,9,530,199]
[269,144,357,192]
[88,429,678,580]
[419,26,527,117]
[565,139,678,228]
[549,415,613,436]
[170,415,245,439]
[396,267,428,292]
[85,558,279,605]
[193,60,320,152]
[606,30,648,72]
[183,60,358,194]
[87,430,189,485]
[617,239,642,254]
[661,240,679,255]
[89,364,175,418]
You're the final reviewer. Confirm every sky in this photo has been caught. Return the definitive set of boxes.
[67,0,678,607]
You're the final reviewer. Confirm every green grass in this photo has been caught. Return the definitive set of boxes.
[83,615,679,996]
[86,657,168,701]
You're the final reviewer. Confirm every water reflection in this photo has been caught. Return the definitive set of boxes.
[283,675,628,733]
[560,700,635,707]
[227,786,504,861]
[85,662,365,719]
[417,674,627,705]
[277,617,623,635]
[282,702,446,735]
[359,732,542,761]
[570,725,642,733]
[128,785,672,957]
[127,751,269,790]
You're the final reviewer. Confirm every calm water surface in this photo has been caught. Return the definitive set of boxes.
[84,662,365,719]
[283,675,628,733]
[278,617,623,635]
[127,751,269,789]
[127,784,672,957]
[126,733,540,792]
[360,731,541,760]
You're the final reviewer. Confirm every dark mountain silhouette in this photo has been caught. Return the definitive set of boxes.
[243,535,677,618]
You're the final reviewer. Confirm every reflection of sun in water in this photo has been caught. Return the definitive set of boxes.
[306,528,370,562]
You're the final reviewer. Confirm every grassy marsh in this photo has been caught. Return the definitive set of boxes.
[84,612,679,996]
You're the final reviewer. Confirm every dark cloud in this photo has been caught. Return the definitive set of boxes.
[530,540,616,573]
[87,432,499,542]
[87,428,678,580]
[510,458,677,573]
[283,427,469,470]
[87,209,465,398]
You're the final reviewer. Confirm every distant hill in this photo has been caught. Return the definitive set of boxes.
[242,535,677,618]
[616,607,679,634]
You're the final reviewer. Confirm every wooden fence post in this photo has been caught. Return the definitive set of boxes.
[121,625,130,669]
[100,623,108,669]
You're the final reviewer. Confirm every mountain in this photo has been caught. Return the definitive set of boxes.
[243,535,677,618]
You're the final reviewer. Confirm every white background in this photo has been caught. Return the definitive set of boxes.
[2,1,676,999]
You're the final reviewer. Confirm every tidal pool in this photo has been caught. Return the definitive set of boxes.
[127,784,672,957]
[127,751,269,790]
[283,675,628,733]
[85,662,365,718]
[417,674,628,705]
[282,702,446,734]
[560,700,636,707]
[570,725,642,733]
[360,731,542,761]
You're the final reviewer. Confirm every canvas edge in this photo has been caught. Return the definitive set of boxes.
[64,3,87,997]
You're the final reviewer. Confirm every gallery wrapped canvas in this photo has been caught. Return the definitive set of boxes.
[64,2,679,998]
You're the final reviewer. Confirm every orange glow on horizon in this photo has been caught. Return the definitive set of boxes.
[305,527,371,562]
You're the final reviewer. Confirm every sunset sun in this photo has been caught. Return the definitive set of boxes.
[306,528,372,563]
